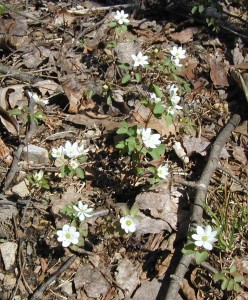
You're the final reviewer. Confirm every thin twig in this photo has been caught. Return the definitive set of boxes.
[29,255,77,300]
[162,114,241,300]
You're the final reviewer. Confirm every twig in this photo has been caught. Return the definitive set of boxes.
[29,255,77,300]
[162,114,241,300]
[3,95,36,191]
[67,4,137,15]
[0,62,43,84]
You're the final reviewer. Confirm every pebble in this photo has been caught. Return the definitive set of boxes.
[0,242,18,270]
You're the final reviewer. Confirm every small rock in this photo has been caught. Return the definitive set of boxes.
[132,278,161,300]
[12,180,29,197]
[22,144,49,163]
[115,41,141,65]
[61,281,73,296]
[0,242,18,270]
[3,274,16,290]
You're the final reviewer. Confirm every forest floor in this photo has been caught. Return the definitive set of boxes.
[0,1,247,300]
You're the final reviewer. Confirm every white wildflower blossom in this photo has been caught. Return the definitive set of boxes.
[69,159,80,170]
[57,224,80,247]
[33,170,44,181]
[170,46,186,60]
[157,165,169,179]
[51,145,64,158]
[149,93,161,103]
[114,10,129,25]
[63,141,80,158]
[27,91,49,105]
[120,215,139,233]
[131,51,149,67]
[77,144,89,156]
[167,106,176,115]
[73,201,94,221]
[139,128,161,149]
[170,94,183,110]
[192,225,218,251]
[170,46,186,67]
[167,84,179,97]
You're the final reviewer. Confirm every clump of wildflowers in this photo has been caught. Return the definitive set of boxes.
[50,141,89,179]
[28,169,50,189]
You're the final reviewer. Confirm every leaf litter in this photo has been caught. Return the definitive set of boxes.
[0,1,247,300]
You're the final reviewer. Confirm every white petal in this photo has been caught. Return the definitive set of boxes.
[196,226,205,236]
[203,241,213,250]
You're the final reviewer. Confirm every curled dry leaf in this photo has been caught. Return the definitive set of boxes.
[210,59,229,87]
[0,138,13,166]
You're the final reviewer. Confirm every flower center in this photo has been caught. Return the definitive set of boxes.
[202,235,208,241]
[125,220,132,226]
[65,233,71,239]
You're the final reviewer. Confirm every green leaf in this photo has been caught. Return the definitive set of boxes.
[135,73,142,83]
[234,275,244,283]
[152,84,164,98]
[121,74,131,84]
[107,95,112,105]
[108,21,117,28]
[198,4,205,13]
[116,141,125,149]
[213,273,226,281]
[165,114,172,126]
[60,165,66,177]
[195,250,208,265]
[153,102,165,115]
[119,64,130,70]
[221,278,229,290]
[121,204,130,216]
[191,5,198,14]
[233,282,241,293]
[229,265,237,274]
[227,279,234,291]
[130,203,140,216]
[147,144,166,160]
[182,243,196,255]
[76,167,85,179]
[9,109,22,116]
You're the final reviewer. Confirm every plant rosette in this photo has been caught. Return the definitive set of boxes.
[119,204,142,235]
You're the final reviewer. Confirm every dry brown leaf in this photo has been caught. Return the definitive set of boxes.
[0,107,19,135]
[182,278,197,300]
[33,80,60,96]
[132,278,161,300]
[170,27,198,44]
[230,68,248,103]
[233,145,247,165]
[0,138,13,166]
[210,60,229,87]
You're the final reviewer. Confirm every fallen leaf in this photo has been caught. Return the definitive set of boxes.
[170,27,198,44]
[0,138,13,166]
[132,278,161,300]
[233,145,247,165]
[210,60,229,87]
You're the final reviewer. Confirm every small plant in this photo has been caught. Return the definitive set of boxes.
[27,170,50,190]
[50,141,88,179]
[109,10,129,35]
[182,225,218,264]
[57,201,94,249]
[213,264,244,292]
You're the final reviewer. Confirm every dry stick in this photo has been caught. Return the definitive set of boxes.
[29,255,77,300]
[162,114,241,300]
[3,96,36,191]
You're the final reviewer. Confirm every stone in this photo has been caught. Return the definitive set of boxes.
[12,180,29,197]
[115,41,141,65]
[22,144,49,163]
[0,242,18,270]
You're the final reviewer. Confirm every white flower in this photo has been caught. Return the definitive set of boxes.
[77,144,89,156]
[139,128,161,148]
[57,224,80,247]
[167,84,179,97]
[170,94,182,110]
[51,145,64,158]
[73,201,94,221]
[170,46,186,67]
[170,46,186,60]
[69,159,80,170]
[27,91,49,105]
[149,93,161,103]
[120,215,139,233]
[167,106,176,115]
[131,51,149,67]
[157,165,169,179]
[63,141,80,158]
[33,170,44,181]
[192,225,218,251]
[114,10,129,25]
